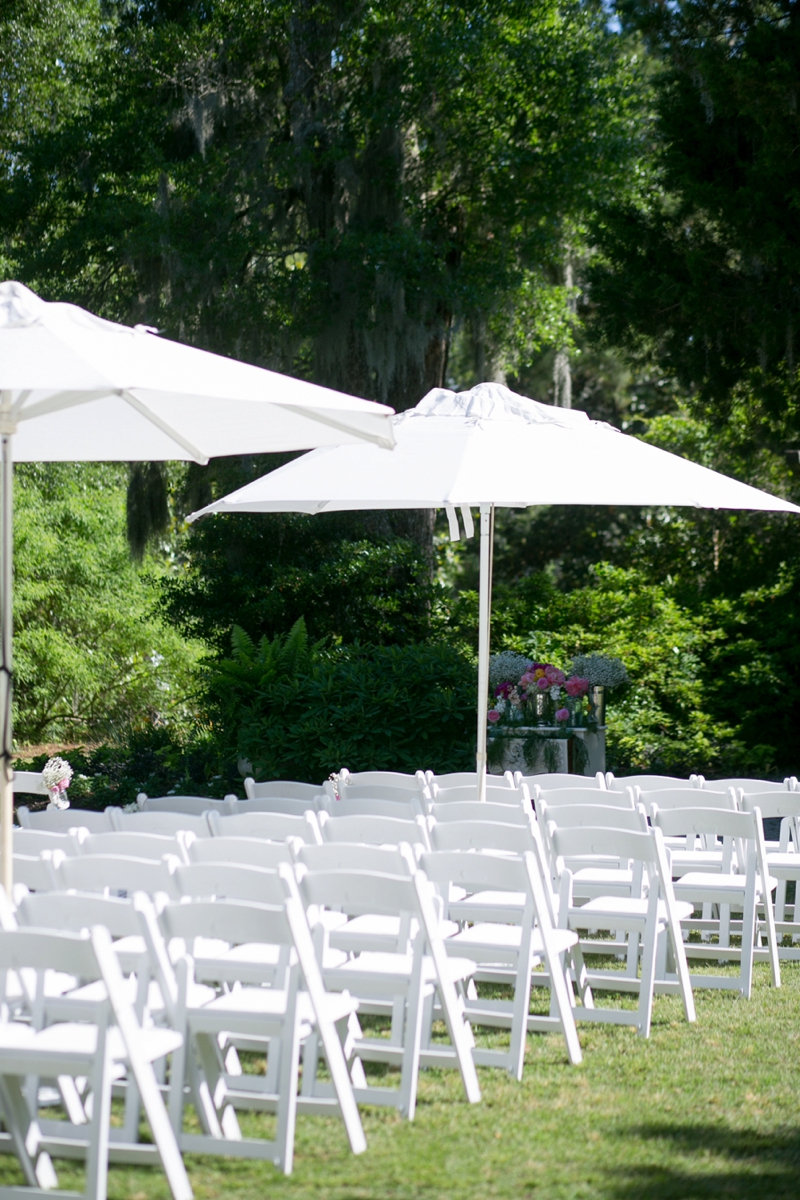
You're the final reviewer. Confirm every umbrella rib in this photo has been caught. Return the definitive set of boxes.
[121,391,209,463]
[273,403,394,449]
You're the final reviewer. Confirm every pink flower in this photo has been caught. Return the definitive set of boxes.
[488,709,501,723]
[555,707,569,722]
[564,676,589,698]
[536,676,550,691]
[545,666,566,685]
[519,671,536,688]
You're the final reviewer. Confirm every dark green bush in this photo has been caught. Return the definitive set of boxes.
[206,620,476,782]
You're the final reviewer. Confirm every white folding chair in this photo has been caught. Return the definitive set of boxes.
[320,795,426,819]
[13,829,81,857]
[533,786,633,811]
[429,782,528,807]
[652,805,781,996]
[161,891,365,1173]
[137,793,236,816]
[605,774,702,793]
[226,796,320,816]
[295,866,480,1119]
[111,811,213,838]
[175,862,286,906]
[17,806,120,833]
[243,778,324,803]
[52,852,182,901]
[705,777,796,793]
[420,847,583,1072]
[538,800,649,900]
[739,792,800,953]
[12,854,59,895]
[75,830,190,864]
[208,809,322,844]
[318,811,431,850]
[185,835,293,870]
[0,925,191,1200]
[551,824,696,1037]
[338,770,427,794]
[425,771,515,789]
[429,799,529,826]
[11,772,47,797]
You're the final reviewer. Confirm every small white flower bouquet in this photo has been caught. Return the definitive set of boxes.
[42,756,73,810]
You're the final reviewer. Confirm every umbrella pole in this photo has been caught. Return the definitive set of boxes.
[476,504,495,802]
[0,431,12,895]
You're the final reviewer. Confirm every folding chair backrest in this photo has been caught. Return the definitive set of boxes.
[430,783,526,806]
[550,825,659,864]
[17,890,142,939]
[175,861,285,905]
[335,784,425,805]
[704,778,791,793]
[539,801,648,832]
[113,810,212,837]
[427,771,514,789]
[13,853,57,892]
[208,808,322,844]
[54,852,181,899]
[227,796,319,816]
[293,841,416,876]
[606,774,700,794]
[13,828,79,856]
[651,805,757,842]
[429,818,536,855]
[418,849,529,895]
[297,868,420,920]
[186,834,293,869]
[534,787,633,809]
[11,770,47,796]
[321,796,424,819]
[243,778,323,802]
[516,772,605,792]
[640,787,736,811]
[160,897,293,950]
[0,925,100,980]
[137,793,235,816]
[16,805,119,833]
[77,830,188,862]
[429,800,529,825]
[319,811,431,848]
[338,770,425,792]
[738,792,800,819]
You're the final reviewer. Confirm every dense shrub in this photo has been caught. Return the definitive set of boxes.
[206,620,476,782]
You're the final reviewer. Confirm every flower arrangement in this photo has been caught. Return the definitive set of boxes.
[569,654,629,691]
[42,756,72,810]
[487,656,590,726]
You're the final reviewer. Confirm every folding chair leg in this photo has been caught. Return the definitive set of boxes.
[0,1076,58,1190]
[84,1047,113,1200]
[274,1013,302,1175]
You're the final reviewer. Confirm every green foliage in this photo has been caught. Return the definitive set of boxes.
[206,621,476,781]
[13,463,202,745]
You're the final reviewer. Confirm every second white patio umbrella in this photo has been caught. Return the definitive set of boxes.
[0,280,395,887]
[189,382,800,799]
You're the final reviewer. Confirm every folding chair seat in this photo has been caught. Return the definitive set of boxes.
[16,807,120,833]
[13,829,81,857]
[185,834,293,870]
[0,925,191,1200]
[75,831,190,864]
[605,773,702,794]
[419,848,583,1072]
[208,809,322,844]
[538,801,649,900]
[243,778,324,803]
[652,805,781,996]
[295,866,480,1119]
[318,811,431,850]
[227,796,319,816]
[111,811,212,838]
[320,796,426,820]
[551,825,696,1036]
[514,772,606,792]
[52,852,182,901]
[160,890,365,1173]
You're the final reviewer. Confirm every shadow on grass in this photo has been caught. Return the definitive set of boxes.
[610,1123,800,1200]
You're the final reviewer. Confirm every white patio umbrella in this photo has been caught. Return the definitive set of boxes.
[188,382,800,800]
[0,280,395,888]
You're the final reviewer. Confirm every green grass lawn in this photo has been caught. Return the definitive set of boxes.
[4,963,800,1199]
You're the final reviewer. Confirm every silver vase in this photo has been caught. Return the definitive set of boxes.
[589,684,606,726]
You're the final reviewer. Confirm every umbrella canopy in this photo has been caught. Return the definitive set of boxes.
[0,281,395,457]
[190,382,800,800]
[0,280,395,889]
